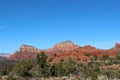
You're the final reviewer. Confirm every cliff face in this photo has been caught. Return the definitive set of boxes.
[9,40,117,61]
[46,40,79,54]
[20,45,40,53]
[9,45,41,60]
[113,42,120,51]
[53,40,79,51]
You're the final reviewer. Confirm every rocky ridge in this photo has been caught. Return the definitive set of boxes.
[9,40,118,62]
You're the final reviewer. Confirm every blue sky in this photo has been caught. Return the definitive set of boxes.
[0,0,120,53]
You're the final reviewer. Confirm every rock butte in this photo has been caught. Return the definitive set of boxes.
[9,40,119,63]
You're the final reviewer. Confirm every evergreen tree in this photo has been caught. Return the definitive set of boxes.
[37,52,50,77]
[13,59,34,77]
[62,57,76,75]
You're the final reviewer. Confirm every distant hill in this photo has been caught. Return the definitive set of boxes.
[0,53,10,57]
[0,56,8,61]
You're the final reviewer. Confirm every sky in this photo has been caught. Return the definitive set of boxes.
[0,0,120,53]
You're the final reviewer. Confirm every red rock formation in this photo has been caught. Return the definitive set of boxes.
[113,42,120,51]
[20,45,40,53]
[53,40,79,51]
[48,46,116,63]
[9,45,41,60]
[46,40,79,54]
[9,40,117,62]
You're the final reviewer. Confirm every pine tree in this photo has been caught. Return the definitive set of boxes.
[37,52,50,77]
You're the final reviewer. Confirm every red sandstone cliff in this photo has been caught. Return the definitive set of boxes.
[46,40,79,54]
[10,45,41,60]
[9,40,117,62]
[112,42,120,51]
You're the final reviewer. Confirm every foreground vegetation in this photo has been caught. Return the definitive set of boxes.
[0,52,120,80]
